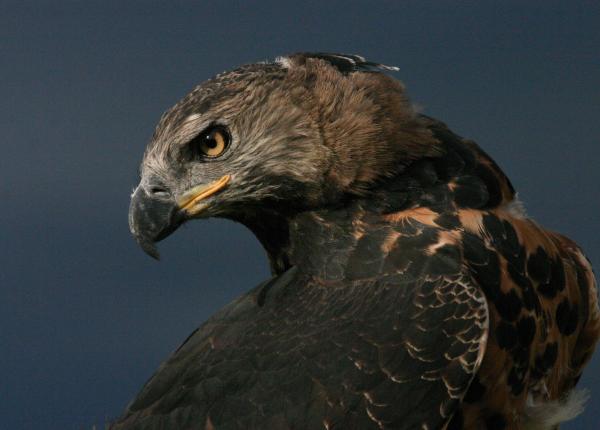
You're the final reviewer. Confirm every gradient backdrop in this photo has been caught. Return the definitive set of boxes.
[2,1,599,429]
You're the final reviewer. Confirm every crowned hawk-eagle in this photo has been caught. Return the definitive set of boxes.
[116,53,600,429]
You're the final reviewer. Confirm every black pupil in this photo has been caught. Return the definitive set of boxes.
[205,134,218,149]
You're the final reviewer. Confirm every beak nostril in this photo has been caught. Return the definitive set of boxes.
[147,185,171,198]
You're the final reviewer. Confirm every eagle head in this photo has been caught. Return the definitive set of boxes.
[128,53,440,259]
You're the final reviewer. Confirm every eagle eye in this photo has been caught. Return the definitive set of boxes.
[191,126,230,159]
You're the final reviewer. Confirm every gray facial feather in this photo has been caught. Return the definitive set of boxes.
[137,54,440,217]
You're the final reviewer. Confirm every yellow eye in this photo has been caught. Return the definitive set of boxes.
[195,127,229,158]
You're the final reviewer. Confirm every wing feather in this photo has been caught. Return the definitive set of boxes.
[111,266,488,430]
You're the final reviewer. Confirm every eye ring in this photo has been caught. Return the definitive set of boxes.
[190,125,230,159]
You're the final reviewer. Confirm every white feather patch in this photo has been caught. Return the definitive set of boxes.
[274,56,292,69]
[502,194,528,219]
[522,390,589,430]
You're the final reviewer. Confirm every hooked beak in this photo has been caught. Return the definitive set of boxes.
[128,175,231,259]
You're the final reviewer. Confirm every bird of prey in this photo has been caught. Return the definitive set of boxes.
[118,53,599,430]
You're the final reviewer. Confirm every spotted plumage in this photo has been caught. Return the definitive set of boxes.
[119,53,599,429]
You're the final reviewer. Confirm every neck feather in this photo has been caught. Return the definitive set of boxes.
[232,132,516,277]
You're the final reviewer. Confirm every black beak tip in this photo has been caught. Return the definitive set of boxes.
[138,238,161,260]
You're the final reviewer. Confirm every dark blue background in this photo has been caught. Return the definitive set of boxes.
[2,1,599,428]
